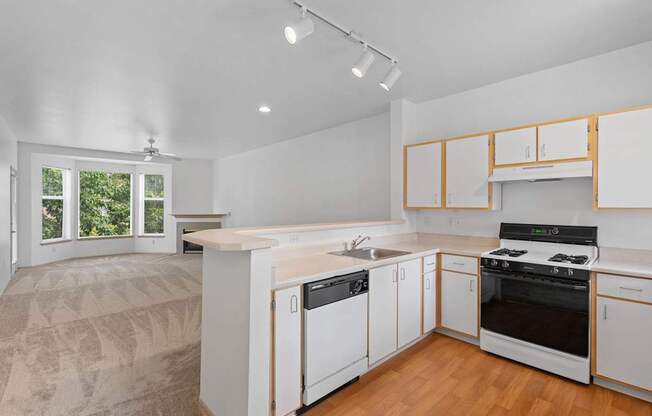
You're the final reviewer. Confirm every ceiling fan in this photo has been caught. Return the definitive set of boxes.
[131,137,182,162]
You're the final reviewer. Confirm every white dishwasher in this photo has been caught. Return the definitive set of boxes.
[302,270,369,407]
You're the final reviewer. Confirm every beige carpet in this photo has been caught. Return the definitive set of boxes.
[0,254,204,416]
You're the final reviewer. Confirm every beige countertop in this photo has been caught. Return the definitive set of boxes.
[273,233,499,289]
[591,247,652,280]
[183,219,405,251]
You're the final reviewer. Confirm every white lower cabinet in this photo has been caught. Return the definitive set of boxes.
[423,271,436,333]
[273,286,302,416]
[397,259,422,348]
[369,263,398,364]
[596,296,652,391]
[441,270,478,337]
[369,259,422,364]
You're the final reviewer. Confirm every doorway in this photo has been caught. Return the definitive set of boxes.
[10,167,17,276]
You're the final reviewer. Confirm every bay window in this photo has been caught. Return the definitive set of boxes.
[78,171,132,237]
[141,174,165,235]
[42,166,68,241]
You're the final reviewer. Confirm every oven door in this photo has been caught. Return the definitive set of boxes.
[481,267,589,357]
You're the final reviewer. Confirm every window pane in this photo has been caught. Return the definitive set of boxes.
[144,175,164,198]
[79,171,132,237]
[42,199,63,240]
[144,200,164,234]
[42,167,63,196]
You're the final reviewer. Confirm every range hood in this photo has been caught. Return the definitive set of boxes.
[489,160,593,183]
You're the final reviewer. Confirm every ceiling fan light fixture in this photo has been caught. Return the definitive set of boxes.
[284,7,314,45]
[144,154,153,162]
[352,47,375,78]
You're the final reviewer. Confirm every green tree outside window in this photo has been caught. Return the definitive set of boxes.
[42,167,64,240]
[143,174,164,234]
[79,171,132,237]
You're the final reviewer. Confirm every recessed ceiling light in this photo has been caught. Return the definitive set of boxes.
[258,105,271,113]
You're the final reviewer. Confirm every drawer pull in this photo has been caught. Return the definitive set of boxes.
[619,286,643,292]
[469,280,474,292]
[425,279,430,290]
[603,304,608,320]
[452,262,466,266]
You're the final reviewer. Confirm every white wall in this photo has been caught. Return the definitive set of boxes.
[0,117,18,292]
[213,113,391,227]
[401,40,652,249]
[18,143,211,266]
[173,159,214,214]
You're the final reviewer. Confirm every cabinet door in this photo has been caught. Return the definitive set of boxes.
[539,119,589,161]
[598,108,652,208]
[446,135,490,208]
[494,127,537,166]
[369,264,398,364]
[274,286,302,416]
[441,271,478,337]
[423,271,436,333]
[596,297,652,391]
[406,142,442,208]
[397,259,421,348]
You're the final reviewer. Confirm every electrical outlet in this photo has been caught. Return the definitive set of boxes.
[449,218,463,228]
[289,235,300,243]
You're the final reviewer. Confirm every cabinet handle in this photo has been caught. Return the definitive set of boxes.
[469,279,474,292]
[603,304,607,320]
[426,261,435,266]
[290,295,298,314]
[525,146,530,159]
[400,268,406,281]
[434,193,438,205]
[541,143,547,158]
[392,269,398,283]
[425,278,430,290]
[447,193,452,204]
[619,286,643,292]
[452,262,465,266]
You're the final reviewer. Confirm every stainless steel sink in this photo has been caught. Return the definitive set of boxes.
[329,247,411,261]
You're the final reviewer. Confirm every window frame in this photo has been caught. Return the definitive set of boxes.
[139,173,165,236]
[77,169,134,239]
[41,166,71,243]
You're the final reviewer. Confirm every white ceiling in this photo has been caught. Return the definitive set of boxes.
[2,0,652,159]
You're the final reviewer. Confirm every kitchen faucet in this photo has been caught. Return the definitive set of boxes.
[347,235,371,251]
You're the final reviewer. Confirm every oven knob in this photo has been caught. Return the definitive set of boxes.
[490,259,498,267]
[568,269,574,276]
[353,280,363,294]
[552,267,559,274]
[551,227,559,235]
[502,261,510,268]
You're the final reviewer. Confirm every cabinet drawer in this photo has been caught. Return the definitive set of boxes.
[441,254,477,275]
[597,273,652,304]
[423,255,437,273]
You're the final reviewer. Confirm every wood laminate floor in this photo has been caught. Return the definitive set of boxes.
[305,333,652,416]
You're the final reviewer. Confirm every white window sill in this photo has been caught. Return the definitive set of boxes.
[137,234,166,238]
[77,235,134,241]
[40,238,72,246]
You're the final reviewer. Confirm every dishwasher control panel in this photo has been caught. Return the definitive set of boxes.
[303,270,369,310]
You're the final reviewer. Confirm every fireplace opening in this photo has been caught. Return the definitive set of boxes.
[182,229,203,254]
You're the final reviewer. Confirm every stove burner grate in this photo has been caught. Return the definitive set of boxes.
[489,248,528,258]
[548,253,589,265]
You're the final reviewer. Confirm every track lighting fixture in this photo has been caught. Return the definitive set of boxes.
[284,6,314,45]
[380,64,402,91]
[284,1,401,90]
[352,46,375,78]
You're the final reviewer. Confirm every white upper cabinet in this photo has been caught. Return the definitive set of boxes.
[598,107,652,208]
[445,135,492,209]
[405,142,442,208]
[494,127,537,166]
[538,118,589,161]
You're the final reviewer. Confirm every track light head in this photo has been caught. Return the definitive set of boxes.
[380,65,402,91]
[284,7,314,45]
[352,47,375,78]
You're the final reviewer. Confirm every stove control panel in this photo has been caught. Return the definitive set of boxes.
[481,258,590,281]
